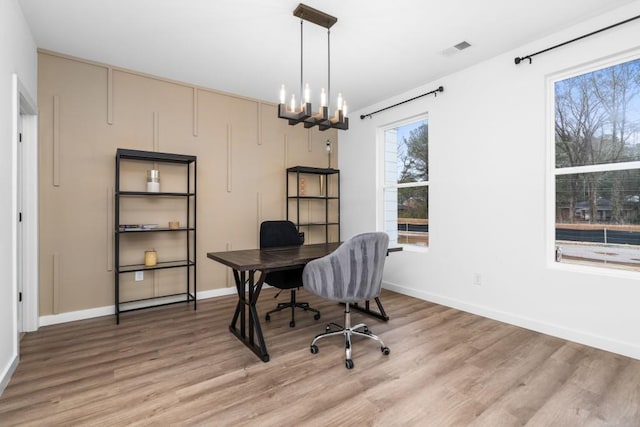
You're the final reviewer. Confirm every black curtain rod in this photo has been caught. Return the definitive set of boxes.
[360,86,444,120]
[515,14,640,65]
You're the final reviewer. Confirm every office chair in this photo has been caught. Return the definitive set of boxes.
[302,232,390,369]
[260,220,321,327]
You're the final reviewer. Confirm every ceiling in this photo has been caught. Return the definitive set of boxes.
[18,0,638,113]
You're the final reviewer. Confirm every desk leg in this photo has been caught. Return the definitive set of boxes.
[229,269,270,362]
[351,297,390,321]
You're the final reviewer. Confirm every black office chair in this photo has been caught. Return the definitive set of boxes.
[303,232,390,369]
[260,220,321,327]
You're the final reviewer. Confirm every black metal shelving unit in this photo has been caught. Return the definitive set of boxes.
[114,148,197,324]
[286,166,340,243]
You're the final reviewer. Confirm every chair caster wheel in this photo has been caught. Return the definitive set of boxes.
[289,321,295,328]
[345,359,354,369]
[310,345,319,354]
[382,346,390,355]
[265,314,271,321]
[325,325,331,332]
[314,313,321,320]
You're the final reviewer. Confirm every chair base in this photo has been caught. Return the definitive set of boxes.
[309,303,390,369]
[265,289,320,328]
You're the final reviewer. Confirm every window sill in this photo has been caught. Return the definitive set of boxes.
[548,259,640,280]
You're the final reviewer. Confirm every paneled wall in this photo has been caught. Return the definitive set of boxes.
[37,50,337,316]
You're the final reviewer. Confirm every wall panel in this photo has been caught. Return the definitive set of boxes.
[37,51,337,315]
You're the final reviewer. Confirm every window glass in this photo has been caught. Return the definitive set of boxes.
[553,56,640,272]
[383,118,429,247]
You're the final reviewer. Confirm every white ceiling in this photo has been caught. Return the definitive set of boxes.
[18,0,638,112]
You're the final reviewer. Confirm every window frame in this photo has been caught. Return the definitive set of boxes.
[378,113,429,252]
[546,49,640,278]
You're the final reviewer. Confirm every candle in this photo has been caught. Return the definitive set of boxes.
[279,84,286,104]
[146,169,160,192]
[304,83,310,104]
[144,250,157,267]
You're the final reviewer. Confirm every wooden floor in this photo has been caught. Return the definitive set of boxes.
[2,289,640,426]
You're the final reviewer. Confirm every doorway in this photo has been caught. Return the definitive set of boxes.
[12,74,38,337]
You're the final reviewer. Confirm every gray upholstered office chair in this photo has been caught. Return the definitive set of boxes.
[260,220,321,327]
[302,232,390,369]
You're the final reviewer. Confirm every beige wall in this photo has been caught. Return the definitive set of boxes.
[37,50,337,316]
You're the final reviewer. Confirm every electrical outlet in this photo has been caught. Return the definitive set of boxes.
[473,273,482,286]
[135,271,144,281]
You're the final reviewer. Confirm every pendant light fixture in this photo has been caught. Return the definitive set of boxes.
[278,3,348,131]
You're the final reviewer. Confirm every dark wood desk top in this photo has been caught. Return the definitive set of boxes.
[206,242,341,271]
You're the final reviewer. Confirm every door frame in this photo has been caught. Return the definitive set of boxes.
[12,73,38,334]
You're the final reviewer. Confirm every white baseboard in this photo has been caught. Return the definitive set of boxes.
[39,287,238,327]
[0,354,18,398]
[382,281,640,361]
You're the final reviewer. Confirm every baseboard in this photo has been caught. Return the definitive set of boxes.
[382,281,640,361]
[38,287,238,327]
[0,354,18,398]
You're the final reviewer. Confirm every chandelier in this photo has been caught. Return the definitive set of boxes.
[278,3,348,131]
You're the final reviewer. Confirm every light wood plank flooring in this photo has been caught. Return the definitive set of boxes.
[1,288,640,426]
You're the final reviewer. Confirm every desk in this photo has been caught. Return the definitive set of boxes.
[207,242,395,362]
[207,243,340,362]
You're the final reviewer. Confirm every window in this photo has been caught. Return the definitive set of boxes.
[552,55,640,272]
[382,117,429,247]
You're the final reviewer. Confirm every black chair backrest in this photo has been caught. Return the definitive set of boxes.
[260,220,304,249]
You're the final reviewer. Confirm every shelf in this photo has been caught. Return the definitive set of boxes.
[118,227,195,233]
[287,165,340,175]
[287,165,340,244]
[118,191,195,197]
[118,260,195,273]
[116,148,196,164]
[119,293,196,312]
[115,148,197,324]
[288,196,339,200]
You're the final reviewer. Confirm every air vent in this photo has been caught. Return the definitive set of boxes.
[441,41,472,57]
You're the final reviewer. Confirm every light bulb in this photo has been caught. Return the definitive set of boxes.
[342,101,348,118]
[304,83,310,104]
[336,93,343,111]
[279,85,286,104]
[290,94,296,112]
[320,88,327,108]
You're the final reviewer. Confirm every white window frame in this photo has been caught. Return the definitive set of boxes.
[378,114,429,252]
[546,49,640,279]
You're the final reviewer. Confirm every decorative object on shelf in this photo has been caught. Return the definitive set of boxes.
[144,250,158,267]
[168,220,180,229]
[277,3,348,131]
[147,169,160,192]
[299,176,306,196]
[119,223,159,231]
[326,139,332,168]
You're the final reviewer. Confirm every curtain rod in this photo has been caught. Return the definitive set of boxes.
[514,14,640,65]
[360,86,444,120]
